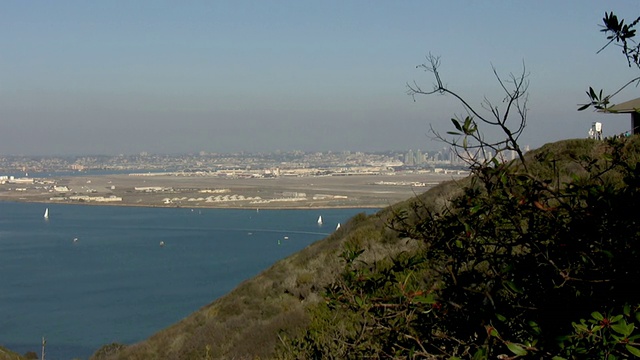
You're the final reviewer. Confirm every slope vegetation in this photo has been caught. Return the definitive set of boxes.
[91,137,640,359]
[90,172,463,360]
[0,346,27,360]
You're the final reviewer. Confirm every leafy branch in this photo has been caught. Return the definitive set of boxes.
[580,12,640,112]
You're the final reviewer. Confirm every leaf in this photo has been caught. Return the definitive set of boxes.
[462,116,476,135]
[473,348,487,360]
[412,294,436,304]
[578,103,591,111]
[528,320,541,335]
[611,314,624,323]
[573,322,589,333]
[503,280,523,294]
[626,322,636,335]
[451,118,462,131]
[487,326,500,338]
[626,344,640,358]
[507,342,528,356]
[469,204,482,214]
[601,250,614,259]
[611,321,633,336]
[592,311,604,321]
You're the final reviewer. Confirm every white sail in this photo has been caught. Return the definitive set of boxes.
[317,215,323,225]
[336,223,341,230]
[44,208,49,219]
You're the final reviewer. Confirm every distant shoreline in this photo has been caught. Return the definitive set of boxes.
[0,198,384,210]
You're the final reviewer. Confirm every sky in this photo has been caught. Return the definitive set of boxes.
[1,1,639,156]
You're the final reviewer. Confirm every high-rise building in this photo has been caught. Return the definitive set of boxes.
[415,149,423,165]
[405,150,415,166]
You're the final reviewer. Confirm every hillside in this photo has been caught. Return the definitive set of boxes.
[0,346,27,360]
[89,137,640,359]
[87,169,464,360]
[88,195,445,359]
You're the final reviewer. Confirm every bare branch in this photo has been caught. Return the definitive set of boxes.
[409,55,529,170]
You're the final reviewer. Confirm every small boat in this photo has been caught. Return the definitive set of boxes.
[73,237,78,243]
[336,223,341,230]
[43,208,49,219]
[159,241,165,247]
[284,236,289,240]
[317,215,323,225]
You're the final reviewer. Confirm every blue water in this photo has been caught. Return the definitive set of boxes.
[0,202,375,360]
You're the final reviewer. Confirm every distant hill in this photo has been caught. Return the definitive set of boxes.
[88,137,640,359]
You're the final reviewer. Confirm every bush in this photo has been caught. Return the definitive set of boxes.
[90,343,126,360]
[288,137,640,359]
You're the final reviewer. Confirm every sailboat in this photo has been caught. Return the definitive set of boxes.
[317,215,323,225]
[336,223,341,230]
[43,208,49,219]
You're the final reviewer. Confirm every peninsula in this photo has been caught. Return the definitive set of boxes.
[0,171,465,209]
[0,150,468,209]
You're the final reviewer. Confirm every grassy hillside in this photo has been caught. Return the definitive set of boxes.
[88,172,464,360]
[89,137,640,359]
[0,346,27,360]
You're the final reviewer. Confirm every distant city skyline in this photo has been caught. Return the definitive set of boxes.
[1,1,638,156]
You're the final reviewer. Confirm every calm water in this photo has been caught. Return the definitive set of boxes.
[0,202,375,359]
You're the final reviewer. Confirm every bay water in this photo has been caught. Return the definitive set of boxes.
[0,202,375,359]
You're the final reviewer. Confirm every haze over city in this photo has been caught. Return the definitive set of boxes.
[1,1,638,156]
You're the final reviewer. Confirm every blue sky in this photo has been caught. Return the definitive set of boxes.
[1,1,638,155]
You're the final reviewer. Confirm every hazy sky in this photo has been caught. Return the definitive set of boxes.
[1,1,639,155]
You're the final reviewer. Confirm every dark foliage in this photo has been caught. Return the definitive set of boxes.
[287,30,640,356]
[289,135,640,359]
